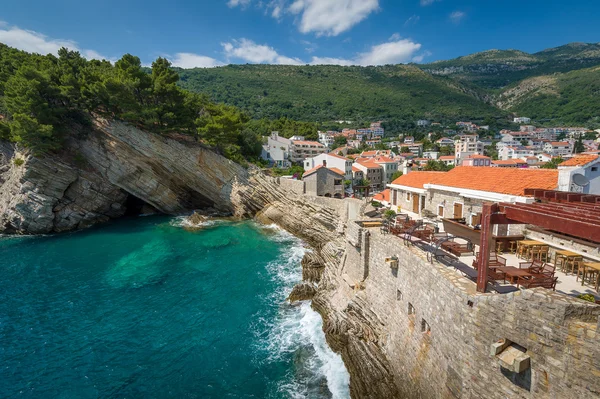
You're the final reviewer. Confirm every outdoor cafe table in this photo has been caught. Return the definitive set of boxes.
[495,266,534,284]
[554,250,583,273]
[580,262,600,291]
[516,240,545,259]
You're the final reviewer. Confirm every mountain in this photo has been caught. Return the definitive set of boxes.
[177,64,505,124]
[496,65,600,125]
[177,43,600,127]
[421,43,600,90]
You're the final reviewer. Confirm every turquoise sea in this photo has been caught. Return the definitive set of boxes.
[0,216,349,398]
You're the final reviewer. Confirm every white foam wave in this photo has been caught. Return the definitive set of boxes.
[169,215,221,228]
[257,232,350,399]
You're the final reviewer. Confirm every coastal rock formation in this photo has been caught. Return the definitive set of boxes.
[0,118,247,234]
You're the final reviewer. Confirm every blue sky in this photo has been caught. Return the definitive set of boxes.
[1,0,599,68]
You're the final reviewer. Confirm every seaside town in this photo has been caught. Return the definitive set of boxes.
[261,118,600,196]
[2,1,600,396]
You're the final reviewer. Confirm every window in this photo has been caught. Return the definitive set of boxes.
[408,303,415,315]
[406,192,410,201]
[421,319,431,334]
[396,290,403,300]
[592,167,598,172]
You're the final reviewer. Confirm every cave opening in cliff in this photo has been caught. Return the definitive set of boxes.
[124,194,158,216]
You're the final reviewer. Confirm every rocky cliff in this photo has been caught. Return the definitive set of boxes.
[0,117,343,240]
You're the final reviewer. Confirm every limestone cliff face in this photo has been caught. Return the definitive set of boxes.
[0,117,250,234]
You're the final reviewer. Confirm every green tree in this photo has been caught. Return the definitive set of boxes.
[573,136,585,154]
[541,157,564,169]
[333,135,347,148]
[391,170,403,181]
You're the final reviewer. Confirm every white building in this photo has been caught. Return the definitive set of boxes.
[265,131,292,168]
[500,146,535,161]
[543,141,572,157]
[304,153,353,181]
[514,117,531,124]
[558,155,600,194]
[455,135,484,165]
[318,131,335,148]
[290,139,327,163]
[417,120,430,127]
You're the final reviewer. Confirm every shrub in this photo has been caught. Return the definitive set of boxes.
[13,158,24,166]
[577,294,596,303]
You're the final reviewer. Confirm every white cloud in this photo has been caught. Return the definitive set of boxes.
[222,38,303,64]
[411,50,432,63]
[169,53,223,68]
[227,0,379,36]
[289,0,380,36]
[227,0,251,8]
[388,33,401,41]
[404,14,420,26]
[356,39,421,65]
[420,0,440,5]
[449,11,466,24]
[311,38,422,66]
[0,23,109,60]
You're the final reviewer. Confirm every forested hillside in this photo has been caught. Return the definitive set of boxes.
[177,64,504,123]
[0,44,262,162]
[178,42,600,128]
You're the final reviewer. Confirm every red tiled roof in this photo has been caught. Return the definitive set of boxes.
[327,153,350,161]
[328,167,345,176]
[303,164,324,177]
[373,156,396,163]
[390,171,447,188]
[492,160,527,165]
[559,154,599,167]
[549,142,569,146]
[373,189,391,203]
[439,156,455,160]
[467,154,490,159]
[352,166,362,172]
[390,167,558,196]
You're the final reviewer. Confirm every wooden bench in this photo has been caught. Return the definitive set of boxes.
[443,242,474,257]
[516,275,558,290]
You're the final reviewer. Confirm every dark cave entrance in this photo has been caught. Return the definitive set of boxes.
[124,194,157,216]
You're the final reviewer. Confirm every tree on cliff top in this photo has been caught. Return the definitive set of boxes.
[0,44,262,161]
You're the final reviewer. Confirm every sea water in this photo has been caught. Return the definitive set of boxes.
[0,216,349,398]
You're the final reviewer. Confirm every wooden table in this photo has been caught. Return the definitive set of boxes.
[495,266,534,284]
[517,240,546,259]
[554,250,583,273]
[362,221,383,228]
[581,262,600,291]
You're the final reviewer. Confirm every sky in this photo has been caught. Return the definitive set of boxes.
[1,0,599,68]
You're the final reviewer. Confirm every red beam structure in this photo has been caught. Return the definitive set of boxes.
[476,189,600,293]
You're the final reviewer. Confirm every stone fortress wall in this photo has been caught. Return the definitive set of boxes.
[337,222,600,398]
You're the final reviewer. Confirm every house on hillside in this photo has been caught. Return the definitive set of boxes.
[353,159,383,190]
[304,153,353,181]
[303,165,345,198]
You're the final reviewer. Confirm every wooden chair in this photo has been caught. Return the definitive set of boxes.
[519,260,544,273]
[516,242,527,259]
[537,263,555,278]
[508,241,517,254]
[577,264,600,286]
[566,256,584,275]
